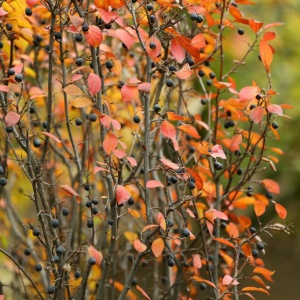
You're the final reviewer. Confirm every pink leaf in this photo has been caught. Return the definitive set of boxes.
[113,149,126,159]
[171,38,186,63]
[133,239,147,252]
[160,158,180,170]
[115,29,135,49]
[267,104,283,116]
[211,144,226,160]
[127,156,137,167]
[88,245,103,266]
[60,185,81,200]
[70,15,84,28]
[230,134,242,152]
[190,34,206,49]
[250,106,265,124]
[222,275,239,286]
[151,238,164,258]
[146,180,164,188]
[0,8,8,16]
[116,185,131,205]
[138,82,151,94]
[41,132,62,143]
[88,73,102,95]
[71,74,83,82]
[0,85,9,92]
[193,254,202,269]
[157,212,166,231]
[239,86,259,102]
[136,285,151,300]
[12,64,23,74]
[99,115,111,128]
[174,63,193,80]
[146,36,161,61]
[112,119,121,130]
[161,120,176,140]
[4,112,20,127]
[94,166,109,174]
[121,85,139,102]
[84,25,103,47]
[103,132,118,154]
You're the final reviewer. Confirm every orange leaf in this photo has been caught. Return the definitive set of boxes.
[116,185,131,205]
[128,208,140,218]
[103,132,118,154]
[178,124,200,139]
[214,238,235,249]
[4,112,20,127]
[254,200,266,217]
[84,25,103,47]
[161,120,176,140]
[146,180,164,188]
[226,222,240,239]
[241,287,269,295]
[274,202,287,219]
[157,212,166,231]
[259,38,273,72]
[261,179,280,194]
[146,36,161,61]
[133,239,147,252]
[121,85,139,102]
[190,34,206,49]
[142,224,159,233]
[70,96,93,108]
[63,84,83,95]
[88,245,103,266]
[41,132,62,143]
[191,276,216,289]
[60,184,80,201]
[136,285,151,300]
[88,73,101,95]
[253,266,275,282]
[249,19,264,33]
[230,134,242,152]
[167,112,184,121]
[174,63,193,80]
[151,238,164,257]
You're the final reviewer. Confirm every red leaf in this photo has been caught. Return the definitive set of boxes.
[70,16,84,28]
[174,63,193,80]
[4,112,20,127]
[146,36,161,61]
[151,238,164,257]
[250,106,265,124]
[138,82,151,93]
[41,132,62,143]
[146,180,164,188]
[211,144,226,160]
[136,285,151,300]
[133,239,147,252]
[222,275,239,286]
[214,238,235,249]
[274,202,287,219]
[60,184,80,200]
[115,29,134,49]
[239,86,259,101]
[261,178,280,194]
[171,38,186,63]
[103,132,118,154]
[267,104,283,116]
[190,34,206,49]
[254,200,266,217]
[178,124,200,139]
[84,25,103,47]
[260,38,273,72]
[161,120,176,140]
[121,85,139,102]
[160,158,180,170]
[116,185,131,205]
[88,73,102,95]
[88,245,103,266]
[193,254,202,269]
[263,32,276,41]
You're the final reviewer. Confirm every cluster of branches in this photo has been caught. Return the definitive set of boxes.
[0,0,292,299]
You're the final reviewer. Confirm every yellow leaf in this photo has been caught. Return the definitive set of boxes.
[124,231,138,243]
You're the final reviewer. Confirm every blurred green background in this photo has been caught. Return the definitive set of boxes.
[233,1,300,299]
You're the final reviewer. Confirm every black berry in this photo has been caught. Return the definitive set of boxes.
[6,23,13,31]
[51,219,59,228]
[198,69,205,77]
[186,56,194,66]
[237,168,243,175]
[33,138,42,148]
[82,24,89,32]
[170,176,178,184]
[0,178,7,186]
[86,200,92,208]
[169,65,177,71]
[87,219,94,228]
[24,248,31,256]
[146,4,153,11]
[32,227,40,236]
[88,257,96,265]
[56,245,65,256]
[190,13,197,21]
[62,208,69,216]
[42,121,47,129]
[272,122,279,129]
[149,42,156,49]
[209,72,215,79]
[196,15,204,23]
[7,68,15,76]
[15,74,23,82]
[188,181,195,190]
[154,104,161,112]
[167,258,175,267]
[167,219,174,227]
[35,264,42,271]
[54,32,62,40]
[128,197,135,205]
[166,79,174,87]
[75,270,81,278]
[89,114,97,122]
[75,33,83,42]
[249,226,256,234]
[47,286,55,294]
[238,28,244,35]
[181,227,190,237]
[105,60,114,70]
[75,118,82,126]
[76,58,83,67]
[252,249,259,258]
[133,115,141,123]
[108,219,114,225]
[92,207,98,215]
[257,242,265,250]
[214,161,223,170]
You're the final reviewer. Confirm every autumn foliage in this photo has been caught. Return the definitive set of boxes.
[0,0,292,299]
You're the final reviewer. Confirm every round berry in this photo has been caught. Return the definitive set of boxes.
[257,242,265,250]
[149,15,156,23]
[36,35,43,43]
[209,72,216,79]
[201,99,208,105]
[15,74,23,82]
[166,79,174,87]
[47,286,55,294]
[198,69,205,77]
[6,126,13,133]
[189,146,195,154]
[88,257,96,265]
[206,79,212,86]
[133,115,141,123]
[153,104,161,112]
[44,44,50,52]
[188,181,195,190]
[35,264,42,271]
[51,219,59,228]
[89,114,97,122]
[252,249,259,258]
[0,178,7,186]
[86,200,92,208]
[6,23,13,31]
[75,118,82,126]
[29,106,35,114]
[53,255,59,263]
[132,278,137,285]
[42,121,47,129]
[84,184,90,191]
[33,138,42,148]
[7,68,15,76]
[167,219,174,227]
[108,219,114,225]
[169,65,177,71]
[186,57,194,66]
[62,208,69,216]
[271,122,279,129]
[199,282,207,290]
[181,227,190,238]
[266,191,273,199]
[56,245,64,256]
[92,199,99,205]
[104,23,112,29]
[82,24,89,32]
[256,93,262,100]
[196,15,204,23]
[146,4,153,11]
[32,227,40,236]
[87,219,94,228]
[75,33,83,42]
[0,41,3,49]
[24,248,31,256]
[92,207,98,215]
[105,60,114,70]
[75,58,83,67]
[190,13,197,21]
[237,168,243,175]
[167,258,175,267]
[75,270,81,279]
[249,226,256,234]
[149,42,156,49]
[238,28,244,35]
[214,161,223,170]
[54,32,62,40]
[128,197,135,205]
[170,176,178,184]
